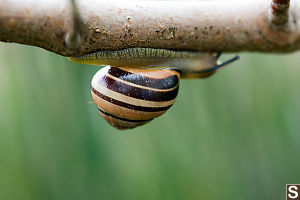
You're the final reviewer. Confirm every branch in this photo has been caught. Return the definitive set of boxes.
[270,0,290,27]
[0,0,299,57]
[65,0,85,48]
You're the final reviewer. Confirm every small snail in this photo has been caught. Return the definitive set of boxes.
[70,48,239,129]
[90,66,180,129]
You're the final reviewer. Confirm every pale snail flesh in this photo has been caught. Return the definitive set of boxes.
[70,48,239,129]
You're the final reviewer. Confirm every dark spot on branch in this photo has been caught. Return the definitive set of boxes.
[258,29,262,35]
[273,0,289,4]
[270,0,290,26]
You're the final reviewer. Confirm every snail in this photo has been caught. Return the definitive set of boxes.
[69,48,239,129]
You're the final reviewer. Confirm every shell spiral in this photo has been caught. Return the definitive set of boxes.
[91,66,180,129]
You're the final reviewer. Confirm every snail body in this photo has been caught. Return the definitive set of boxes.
[69,47,228,78]
[70,48,239,129]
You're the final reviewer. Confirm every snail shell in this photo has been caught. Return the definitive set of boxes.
[91,66,180,129]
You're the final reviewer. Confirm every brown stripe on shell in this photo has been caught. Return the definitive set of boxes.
[98,107,152,123]
[108,67,180,89]
[92,89,170,120]
[92,84,176,107]
[100,75,179,101]
[121,67,180,79]
[98,107,152,129]
[91,88,172,112]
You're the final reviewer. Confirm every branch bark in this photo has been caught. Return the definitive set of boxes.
[0,0,299,57]
[270,0,290,27]
[64,0,85,48]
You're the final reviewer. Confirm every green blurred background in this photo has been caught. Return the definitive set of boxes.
[0,41,300,199]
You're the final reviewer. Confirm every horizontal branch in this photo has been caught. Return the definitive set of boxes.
[0,0,299,57]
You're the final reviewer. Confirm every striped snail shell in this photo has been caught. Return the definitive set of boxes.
[91,66,180,129]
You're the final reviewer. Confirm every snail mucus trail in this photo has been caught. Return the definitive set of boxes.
[69,48,239,130]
